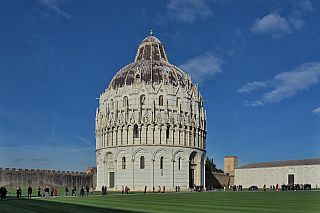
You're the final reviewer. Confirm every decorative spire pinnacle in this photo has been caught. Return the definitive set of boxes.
[150,28,153,36]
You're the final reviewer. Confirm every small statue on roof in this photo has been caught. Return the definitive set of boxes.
[150,28,153,36]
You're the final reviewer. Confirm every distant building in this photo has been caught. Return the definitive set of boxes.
[85,167,97,174]
[224,156,238,186]
[95,31,207,191]
[235,158,320,188]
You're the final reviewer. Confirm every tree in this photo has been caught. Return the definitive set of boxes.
[205,157,224,173]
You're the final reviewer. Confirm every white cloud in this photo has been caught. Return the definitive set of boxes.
[251,13,292,39]
[167,0,212,23]
[37,0,70,20]
[238,62,320,106]
[313,107,320,114]
[48,5,70,20]
[179,52,224,83]
[76,136,93,146]
[298,0,316,12]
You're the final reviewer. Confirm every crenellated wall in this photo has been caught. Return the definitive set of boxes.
[0,168,96,188]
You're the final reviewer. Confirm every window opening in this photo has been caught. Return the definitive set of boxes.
[136,74,141,84]
[140,95,146,105]
[122,157,126,169]
[159,95,163,106]
[123,96,128,107]
[160,157,164,170]
[140,156,145,169]
[133,124,139,138]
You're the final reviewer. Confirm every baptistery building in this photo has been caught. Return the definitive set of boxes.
[95,31,207,191]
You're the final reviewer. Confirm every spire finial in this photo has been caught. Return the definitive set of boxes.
[150,28,153,36]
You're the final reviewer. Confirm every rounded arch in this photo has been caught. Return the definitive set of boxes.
[133,148,153,159]
[189,151,200,163]
[104,151,114,161]
[152,147,171,160]
[115,148,131,159]
[173,149,188,160]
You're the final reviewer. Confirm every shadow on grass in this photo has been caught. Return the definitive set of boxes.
[0,198,140,213]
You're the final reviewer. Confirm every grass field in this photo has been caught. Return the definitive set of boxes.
[1,190,319,213]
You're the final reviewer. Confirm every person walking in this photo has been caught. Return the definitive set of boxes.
[28,186,32,199]
[45,186,49,197]
[90,186,93,195]
[50,186,54,196]
[37,186,41,197]
[65,186,68,196]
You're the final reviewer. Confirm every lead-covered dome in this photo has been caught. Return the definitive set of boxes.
[108,34,187,89]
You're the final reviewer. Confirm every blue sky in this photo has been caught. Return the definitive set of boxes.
[1,0,319,172]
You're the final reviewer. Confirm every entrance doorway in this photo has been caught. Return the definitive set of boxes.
[189,169,194,188]
[189,152,197,188]
[109,172,115,188]
[288,174,294,185]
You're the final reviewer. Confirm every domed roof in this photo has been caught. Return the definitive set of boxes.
[108,33,187,89]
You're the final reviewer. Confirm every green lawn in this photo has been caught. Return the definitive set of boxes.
[1,191,319,213]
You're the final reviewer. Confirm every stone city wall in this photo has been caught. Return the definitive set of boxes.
[0,168,96,189]
[205,171,232,189]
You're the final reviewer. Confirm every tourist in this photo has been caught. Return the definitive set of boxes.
[54,189,57,196]
[50,186,54,196]
[28,186,32,199]
[16,187,19,198]
[38,186,41,197]
[163,186,165,193]
[101,186,104,195]
[86,186,89,196]
[122,186,124,194]
[90,186,93,195]
[144,186,147,194]
[0,186,7,200]
[45,186,49,197]
[80,187,85,196]
[65,186,68,196]
[74,186,77,196]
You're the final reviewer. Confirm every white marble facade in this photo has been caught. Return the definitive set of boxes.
[95,33,207,191]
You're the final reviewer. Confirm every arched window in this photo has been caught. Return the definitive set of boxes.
[110,99,114,110]
[140,156,145,169]
[123,96,128,108]
[176,97,180,107]
[140,95,146,105]
[166,126,170,139]
[159,95,163,106]
[133,124,139,138]
[122,157,126,169]
[160,157,164,170]
[178,157,181,170]
[136,74,141,84]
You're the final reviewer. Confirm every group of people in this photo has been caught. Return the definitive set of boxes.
[280,183,312,191]
[71,186,94,196]
[101,186,108,195]
[191,185,204,192]
[232,185,243,191]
